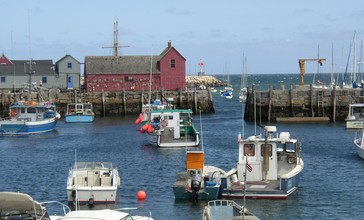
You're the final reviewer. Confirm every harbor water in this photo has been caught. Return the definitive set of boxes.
[1,73,364,219]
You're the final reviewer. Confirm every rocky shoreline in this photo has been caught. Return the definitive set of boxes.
[186,75,226,87]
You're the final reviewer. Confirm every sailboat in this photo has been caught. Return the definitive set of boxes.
[239,55,248,103]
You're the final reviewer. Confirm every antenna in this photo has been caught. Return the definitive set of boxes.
[102,17,130,56]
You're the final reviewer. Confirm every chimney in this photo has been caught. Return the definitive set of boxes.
[168,40,171,48]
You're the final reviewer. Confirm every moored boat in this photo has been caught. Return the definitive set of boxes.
[0,100,60,135]
[222,126,304,200]
[346,103,364,129]
[66,162,120,206]
[202,199,260,220]
[50,209,154,220]
[173,150,226,200]
[140,109,200,148]
[65,102,95,123]
[354,128,364,159]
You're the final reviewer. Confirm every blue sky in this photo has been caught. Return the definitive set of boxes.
[1,0,364,75]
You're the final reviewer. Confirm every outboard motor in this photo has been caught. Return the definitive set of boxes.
[191,173,202,200]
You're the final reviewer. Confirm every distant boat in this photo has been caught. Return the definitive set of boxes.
[65,102,95,123]
[222,126,304,200]
[172,150,226,200]
[66,162,120,206]
[0,99,60,135]
[239,55,248,103]
[202,200,260,220]
[346,103,364,129]
[354,128,364,159]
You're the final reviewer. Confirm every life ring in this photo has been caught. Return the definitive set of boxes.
[161,119,168,128]
[10,109,18,117]
[88,198,94,207]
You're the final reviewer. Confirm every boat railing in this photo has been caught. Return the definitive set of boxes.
[40,200,72,216]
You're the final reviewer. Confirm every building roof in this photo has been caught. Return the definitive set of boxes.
[56,54,81,64]
[85,55,161,75]
[0,59,55,76]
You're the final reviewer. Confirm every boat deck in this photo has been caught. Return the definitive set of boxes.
[159,128,198,147]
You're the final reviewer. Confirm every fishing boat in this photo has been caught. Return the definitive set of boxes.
[202,200,260,220]
[136,98,174,125]
[66,162,120,206]
[0,99,60,135]
[354,129,364,159]
[222,126,304,200]
[346,103,364,129]
[173,150,226,200]
[65,102,95,123]
[140,109,200,148]
[0,191,66,220]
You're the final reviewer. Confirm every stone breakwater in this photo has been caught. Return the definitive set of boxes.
[186,76,226,87]
[244,84,364,122]
[0,89,215,117]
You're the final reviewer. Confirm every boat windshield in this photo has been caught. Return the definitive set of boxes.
[74,162,113,170]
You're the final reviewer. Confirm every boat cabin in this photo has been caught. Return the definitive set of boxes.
[237,126,300,182]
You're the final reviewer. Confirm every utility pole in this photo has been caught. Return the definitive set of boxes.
[102,17,129,56]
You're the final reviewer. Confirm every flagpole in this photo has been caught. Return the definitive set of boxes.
[243,155,247,219]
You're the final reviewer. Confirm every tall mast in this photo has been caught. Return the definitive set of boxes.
[102,17,130,56]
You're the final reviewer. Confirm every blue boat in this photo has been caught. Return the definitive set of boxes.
[222,126,304,200]
[0,100,60,135]
[65,103,95,123]
[172,151,226,200]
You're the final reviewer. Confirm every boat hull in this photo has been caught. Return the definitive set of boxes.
[0,118,57,135]
[173,185,221,200]
[346,120,364,129]
[354,138,364,159]
[222,172,301,200]
[66,188,118,205]
[65,115,94,123]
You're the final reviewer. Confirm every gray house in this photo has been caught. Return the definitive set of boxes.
[0,54,80,91]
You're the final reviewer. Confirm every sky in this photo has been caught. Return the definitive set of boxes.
[1,0,364,75]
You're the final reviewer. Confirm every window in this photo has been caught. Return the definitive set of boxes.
[42,77,47,83]
[1,77,5,83]
[260,144,272,157]
[125,76,133,82]
[170,59,176,68]
[67,62,72,68]
[244,144,255,156]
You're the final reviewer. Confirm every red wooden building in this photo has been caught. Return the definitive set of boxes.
[84,41,186,92]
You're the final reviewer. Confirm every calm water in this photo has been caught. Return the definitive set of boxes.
[1,74,364,220]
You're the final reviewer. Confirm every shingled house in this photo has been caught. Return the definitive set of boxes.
[84,41,186,92]
[0,53,80,91]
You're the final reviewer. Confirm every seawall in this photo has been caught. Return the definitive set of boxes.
[0,88,215,117]
[244,84,364,122]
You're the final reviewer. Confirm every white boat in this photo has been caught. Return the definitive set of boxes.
[173,150,226,200]
[239,87,247,103]
[66,162,120,206]
[50,209,154,220]
[222,126,304,200]
[0,99,60,135]
[136,98,174,125]
[140,109,200,148]
[0,191,70,220]
[346,103,364,129]
[239,54,248,103]
[354,129,364,159]
[202,200,259,220]
[65,102,95,123]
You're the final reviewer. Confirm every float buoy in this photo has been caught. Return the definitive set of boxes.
[137,190,146,200]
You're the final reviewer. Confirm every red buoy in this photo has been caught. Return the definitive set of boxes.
[137,190,146,200]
